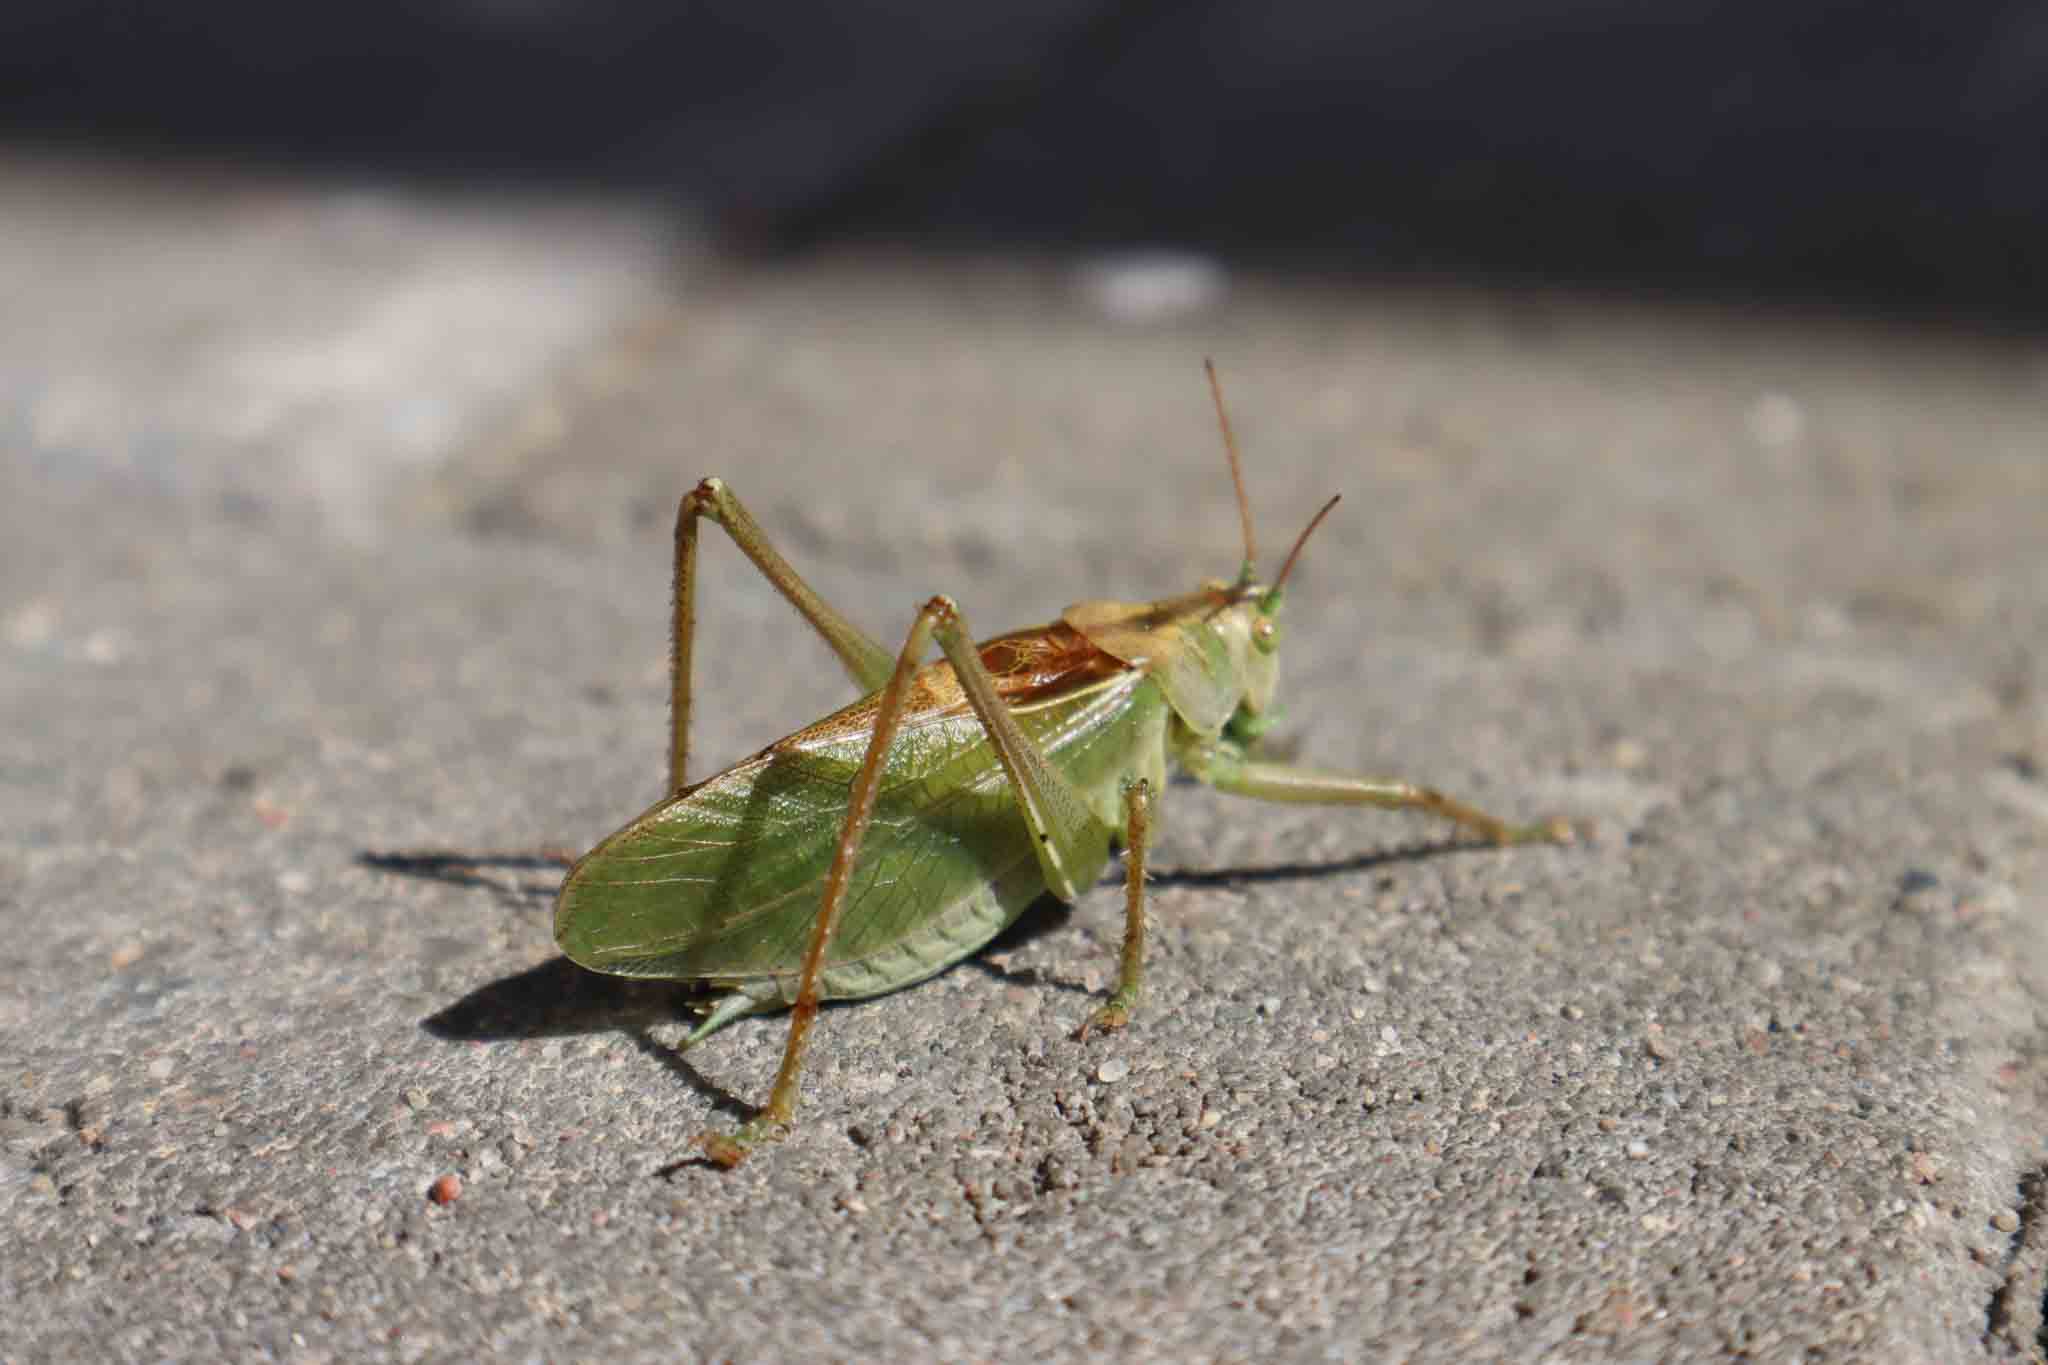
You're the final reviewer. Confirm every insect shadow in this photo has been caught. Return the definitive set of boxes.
[377,833,1499,1169]
[385,853,1078,1149]
[378,830,1488,1039]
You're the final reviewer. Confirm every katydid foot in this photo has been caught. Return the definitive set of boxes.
[1075,987,1140,1041]
[693,1117,789,1169]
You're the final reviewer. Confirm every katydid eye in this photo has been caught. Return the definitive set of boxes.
[1253,616,1278,651]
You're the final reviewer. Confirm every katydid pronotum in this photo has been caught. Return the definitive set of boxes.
[552,364,1575,1166]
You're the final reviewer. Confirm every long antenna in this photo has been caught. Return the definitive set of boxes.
[1204,358,1257,579]
[1268,494,1342,599]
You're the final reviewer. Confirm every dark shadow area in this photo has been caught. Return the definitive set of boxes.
[5,1,2047,325]
[1143,835,1511,888]
[359,849,569,903]
[399,833,1520,1043]
[405,831,1520,1173]
[963,895,1090,995]
[410,901,1090,1043]
[626,1027,757,1131]
[420,953,699,1042]
[982,892,1077,955]
[417,954,760,1175]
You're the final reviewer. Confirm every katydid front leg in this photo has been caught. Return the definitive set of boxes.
[1183,739,1576,845]
[695,594,1113,1168]
[1059,745,1570,1064]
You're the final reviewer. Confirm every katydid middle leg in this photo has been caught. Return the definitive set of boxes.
[1075,777,1153,1040]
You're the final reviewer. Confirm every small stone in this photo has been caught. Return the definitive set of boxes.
[1074,250,1227,325]
[1097,1058,1130,1084]
[1746,391,1806,448]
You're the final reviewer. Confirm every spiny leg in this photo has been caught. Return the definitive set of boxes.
[379,483,897,904]
[1185,742,1575,845]
[692,597,946,1167]
[915,601,1140,1030]
[670,478,895,792]
[1076,777,1152,1040]
[695,594,1111,1167]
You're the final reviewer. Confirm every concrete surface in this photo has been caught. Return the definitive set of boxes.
[4,149,2048,1361]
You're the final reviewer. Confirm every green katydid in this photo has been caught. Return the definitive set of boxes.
[553,363,1574,1167]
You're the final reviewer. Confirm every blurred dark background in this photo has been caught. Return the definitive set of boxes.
[5,0,2045,322]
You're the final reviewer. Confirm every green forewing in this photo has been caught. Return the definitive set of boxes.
[555,668,1162,984]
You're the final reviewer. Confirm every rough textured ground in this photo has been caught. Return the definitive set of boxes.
[5,150,2048,1362]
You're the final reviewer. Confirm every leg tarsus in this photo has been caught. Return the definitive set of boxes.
[1075,989,1137,1041]
[694,1115,790,1169]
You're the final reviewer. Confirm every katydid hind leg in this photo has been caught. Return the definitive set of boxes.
[669,478,896,792]
[1188,744,1575,845]
[694,593,1115,1167]
[692,595,948,1167]
[1077,777,1153,1040]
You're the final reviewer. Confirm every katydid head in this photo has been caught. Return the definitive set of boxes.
[1199,363,1345,739]
[1211,494,1341,740]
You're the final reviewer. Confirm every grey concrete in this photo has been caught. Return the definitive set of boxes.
[5,149,2048,1362]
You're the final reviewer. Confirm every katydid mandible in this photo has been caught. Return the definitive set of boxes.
[554,363,1574,1167]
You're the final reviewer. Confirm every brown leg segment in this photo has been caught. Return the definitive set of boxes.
[693,594,951,1167]
[669,478,894,793]
[693,592,1115,1167]
[1077,777,1153,1040]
